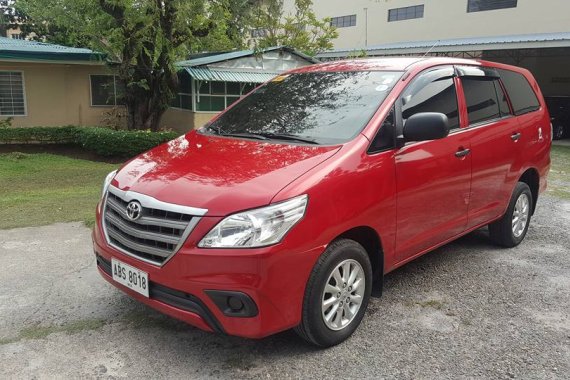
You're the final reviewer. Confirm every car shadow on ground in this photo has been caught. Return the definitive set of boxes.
[104,227,501,360]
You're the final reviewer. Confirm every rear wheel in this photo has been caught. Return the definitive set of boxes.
[294,239,372,347]
[489,182,533,248]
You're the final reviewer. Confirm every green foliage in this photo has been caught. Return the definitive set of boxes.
[0,126,80,144]
[76,128,178,157]
[0,117,13,128]
[347,49,369,59]
[0,126,178,157]
[252,0,337,56]
[15,0,242,131]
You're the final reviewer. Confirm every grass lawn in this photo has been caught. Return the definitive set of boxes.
[0,152,118,229]
[0,145,568,230]
[548,145,570,200]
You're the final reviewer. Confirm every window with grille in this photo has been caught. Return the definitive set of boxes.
[0,71,26,116]
[196,81,256,112]
[467,0,517,13]
[90,75,125,106]
[330,15,356,28]
[388,5,424,22]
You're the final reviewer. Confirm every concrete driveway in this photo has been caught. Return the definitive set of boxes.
[1,196,569,379]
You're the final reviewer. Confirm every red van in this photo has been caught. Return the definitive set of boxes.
[93,57,551,347]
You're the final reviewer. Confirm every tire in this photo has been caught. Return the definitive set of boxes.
[489,182,533,248]
[553,124,565,140]
[294,239,372,347]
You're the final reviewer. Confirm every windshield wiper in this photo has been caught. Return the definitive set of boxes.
[257,133,320,145]
[219,132,270,141]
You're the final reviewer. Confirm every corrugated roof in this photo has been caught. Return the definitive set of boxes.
[184,67,279,83]
[177,46,318,67]
[318,32,570,58]
[0,37,105,62]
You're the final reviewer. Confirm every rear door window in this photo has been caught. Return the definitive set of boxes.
[462,78,501,125]
[497,69,540,115]
[494,80,512,116]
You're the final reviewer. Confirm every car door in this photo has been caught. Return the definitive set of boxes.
[395,66,472,261]
[456,66,523,228]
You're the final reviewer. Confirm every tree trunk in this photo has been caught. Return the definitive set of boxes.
[126,96,165,132]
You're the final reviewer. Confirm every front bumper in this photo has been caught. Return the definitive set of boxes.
[92,204,325,339]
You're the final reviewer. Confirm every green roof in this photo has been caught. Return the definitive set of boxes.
[0,37,105,63]
[184,67,279,83]
[176,46,318,67]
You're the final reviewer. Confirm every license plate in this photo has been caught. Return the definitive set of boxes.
[111,258,149,298]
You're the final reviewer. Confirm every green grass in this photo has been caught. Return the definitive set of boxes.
[548,145,570,200]
[0,146,568,231]
[0,152,118,229]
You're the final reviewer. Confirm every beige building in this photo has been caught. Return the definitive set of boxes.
[164,47,317,131]
[282,0,570,97]
[0,37,118,128]
[0,38,315,131]
[284,0,570,50]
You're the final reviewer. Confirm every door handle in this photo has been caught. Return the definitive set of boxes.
[511,132,521,141]
[455,148,471,158]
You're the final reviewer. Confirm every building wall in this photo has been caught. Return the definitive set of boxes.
[161,108,215,132]
[0,61,117,127]
[486,54,570,97]
[283,0,570,49]
[0,61,217,131]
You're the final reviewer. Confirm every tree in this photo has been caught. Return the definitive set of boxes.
[1,0,25,37]
[252,0,337,57]
[16,0,237,131]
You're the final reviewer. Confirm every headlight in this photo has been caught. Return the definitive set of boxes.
[198,195,308,248]
[102,170,117,197]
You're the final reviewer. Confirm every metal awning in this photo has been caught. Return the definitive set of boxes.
[184,67,279,83]
[317,32,570,59]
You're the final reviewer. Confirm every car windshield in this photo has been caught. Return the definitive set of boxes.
[202,71,403,145]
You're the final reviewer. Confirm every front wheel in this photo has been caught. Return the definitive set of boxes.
[294,239,372,347]
[489,182,533,248]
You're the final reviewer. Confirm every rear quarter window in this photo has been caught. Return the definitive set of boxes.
[497,69,540,116]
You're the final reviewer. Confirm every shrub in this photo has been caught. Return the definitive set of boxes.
[0,126,80,144]
[0,117,13,128]
[77,128,179,157]
[0,126,180,157]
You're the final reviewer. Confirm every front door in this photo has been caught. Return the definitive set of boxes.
[395,67,472,261]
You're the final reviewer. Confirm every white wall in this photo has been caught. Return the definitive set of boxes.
[284,0,570,49]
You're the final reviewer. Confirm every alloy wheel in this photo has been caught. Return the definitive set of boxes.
[512,193,530,238]
[321,259,365,331]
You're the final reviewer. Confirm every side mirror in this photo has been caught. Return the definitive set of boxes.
[403,112,450,142]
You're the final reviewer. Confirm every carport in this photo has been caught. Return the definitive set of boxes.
[317,32,570,98]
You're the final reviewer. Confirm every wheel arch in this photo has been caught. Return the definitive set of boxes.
[519,167,540,215]
[334,226,384,282]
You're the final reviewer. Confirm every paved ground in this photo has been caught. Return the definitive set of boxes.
[1,196,569,379]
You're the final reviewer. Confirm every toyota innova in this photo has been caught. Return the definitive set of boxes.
[93,57,551,347]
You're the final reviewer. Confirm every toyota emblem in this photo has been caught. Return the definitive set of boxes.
[126,201,142,221]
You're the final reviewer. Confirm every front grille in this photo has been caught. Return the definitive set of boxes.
[103,187,206,265]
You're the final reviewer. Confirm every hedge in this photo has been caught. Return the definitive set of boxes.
[0,126,179,157]
[0,126,80,144]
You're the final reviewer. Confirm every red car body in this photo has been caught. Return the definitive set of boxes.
[93,57,551,339]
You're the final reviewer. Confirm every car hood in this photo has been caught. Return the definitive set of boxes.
[112,131,341,216]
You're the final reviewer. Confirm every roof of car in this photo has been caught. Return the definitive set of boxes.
[289,57,484,74]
